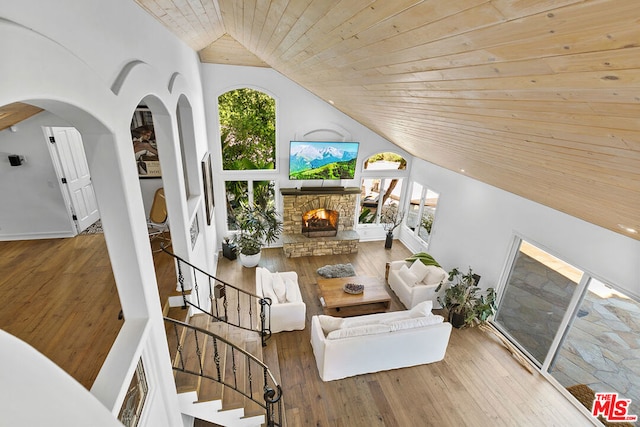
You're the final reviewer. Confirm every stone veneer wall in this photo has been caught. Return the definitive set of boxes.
[282,193,360,257]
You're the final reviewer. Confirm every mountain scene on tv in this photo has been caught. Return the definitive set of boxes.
[289,142,359,180]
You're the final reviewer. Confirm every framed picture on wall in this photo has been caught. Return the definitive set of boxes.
[190,213,199,249]
[201,152,214,225]
[117,357,148,427]
[131,107,161,178]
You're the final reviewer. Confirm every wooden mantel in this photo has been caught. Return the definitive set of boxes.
[280,187,360,196]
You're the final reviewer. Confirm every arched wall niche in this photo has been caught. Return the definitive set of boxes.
[294,123,352,142]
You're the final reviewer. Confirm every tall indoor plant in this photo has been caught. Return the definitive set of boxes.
[436,267,497,328]
[380,205,405,249]
[233,201,283,267]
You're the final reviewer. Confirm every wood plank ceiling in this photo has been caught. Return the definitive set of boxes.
[135,0,640,240]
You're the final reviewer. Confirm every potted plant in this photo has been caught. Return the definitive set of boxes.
[232,201,283,268]
[436,267,497,328]
[380,205,405,249]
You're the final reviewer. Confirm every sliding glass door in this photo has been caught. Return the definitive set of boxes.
[494,238,640,420]
[494,240,583,366]
[549,278,640,419]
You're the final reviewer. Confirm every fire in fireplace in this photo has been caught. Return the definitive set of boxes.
[302,208,339,237]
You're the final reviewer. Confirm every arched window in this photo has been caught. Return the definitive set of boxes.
[363,152,406,170]
[218,88,276,171]
[218,88,277,230]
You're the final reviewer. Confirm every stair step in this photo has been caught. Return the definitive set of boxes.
[197,320,229,402]
[221,330,246,411]
[242,339,265,419]
[173,315,210,394]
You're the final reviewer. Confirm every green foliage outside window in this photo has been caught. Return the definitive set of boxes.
[219,88,276,170]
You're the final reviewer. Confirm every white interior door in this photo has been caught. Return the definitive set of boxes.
[45,127,100,233]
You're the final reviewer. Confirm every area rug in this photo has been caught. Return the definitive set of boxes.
[316,263,356,278]
[79,219,103,235]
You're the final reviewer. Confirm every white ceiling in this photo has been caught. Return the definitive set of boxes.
[134,0,639,240]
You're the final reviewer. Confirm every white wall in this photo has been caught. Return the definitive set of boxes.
[402,158,640,299]
[0,0,211,425]
[200,64,411,247]
[0,111,76,239]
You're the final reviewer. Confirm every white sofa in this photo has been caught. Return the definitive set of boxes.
[255,266,306,333]
[310,301,452,381]
[388,259,448,309]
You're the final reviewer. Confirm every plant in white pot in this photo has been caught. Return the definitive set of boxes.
[233,201,283,268]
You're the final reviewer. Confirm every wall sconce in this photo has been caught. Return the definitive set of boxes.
[8,155,24,166]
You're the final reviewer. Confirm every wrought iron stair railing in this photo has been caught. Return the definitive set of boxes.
[165,317,283,427]
[161,246,272,346]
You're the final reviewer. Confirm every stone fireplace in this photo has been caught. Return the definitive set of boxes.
[281,187,360,257]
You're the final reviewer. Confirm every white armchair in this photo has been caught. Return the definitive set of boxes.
[255,267,306,333]
[388,260,447,309]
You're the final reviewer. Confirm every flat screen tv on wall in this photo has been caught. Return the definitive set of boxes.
[289,141,359,180]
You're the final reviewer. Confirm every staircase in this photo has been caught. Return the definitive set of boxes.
[160,248,283,427]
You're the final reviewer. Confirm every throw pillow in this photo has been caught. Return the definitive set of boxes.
[409,300,433,318]
[385,315,444,331]
[423,265,447,286]
[409,259,430,282]
[261,275,278,304]
[326,324,391,340]
[318,315,344,334]
[398,264,419,287]
[405,252,441,267]
[284,277,299,303]
[272,272,287,303]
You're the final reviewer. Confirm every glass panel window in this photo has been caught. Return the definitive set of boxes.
[218,88,276,171]
[253,180,276,210]
[225,180,276,230]
[359,178,403,224]
[549,279,640,418]
[225,181,248,230]
[495,241,583,365]
[406,182,439,244]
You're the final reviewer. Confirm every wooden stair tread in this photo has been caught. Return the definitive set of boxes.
[242,338,266,419]
[173,315,209,393]
[196,319,229,402]
[221,330,246,410]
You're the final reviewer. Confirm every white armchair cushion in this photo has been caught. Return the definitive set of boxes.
[398,264,419,287]
[408,259,430,282]
[272,272,287,303]
[423,265,447,286]
[326,324,391,340]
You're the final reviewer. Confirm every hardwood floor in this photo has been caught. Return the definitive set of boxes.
[0,236,592,425]
[0,234,176,389]
[216,242,594,427]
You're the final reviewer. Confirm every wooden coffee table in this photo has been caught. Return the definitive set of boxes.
[317,276,391,317]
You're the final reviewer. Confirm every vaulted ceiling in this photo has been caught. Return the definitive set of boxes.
[134,0,639,240]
